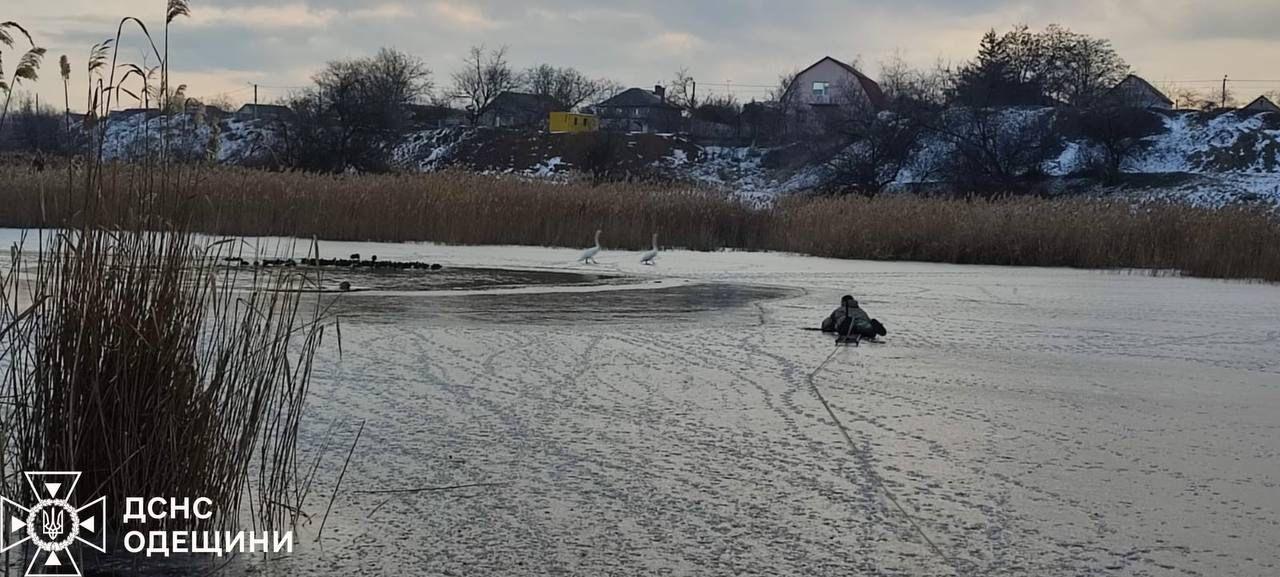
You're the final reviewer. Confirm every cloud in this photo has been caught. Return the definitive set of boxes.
[350,3,414,20]
[641,32,704,56]
[189,3,339,29]
[431,2,500,30]
[1167,0,1280,41]
[183,2,408,30]
[13,0,1280,113]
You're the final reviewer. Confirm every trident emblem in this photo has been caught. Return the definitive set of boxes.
[41,509,64,541]
[1,471,108,577]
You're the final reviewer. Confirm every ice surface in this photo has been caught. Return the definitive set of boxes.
[237,241,1279,577]
[2,231,1275,575]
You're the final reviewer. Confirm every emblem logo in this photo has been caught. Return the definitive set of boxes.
[1,472,107,577]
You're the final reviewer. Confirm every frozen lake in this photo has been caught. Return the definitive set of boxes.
[242,242,1277,577]
[7,232,1275,576]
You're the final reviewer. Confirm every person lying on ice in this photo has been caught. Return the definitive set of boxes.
[821,295,887,340]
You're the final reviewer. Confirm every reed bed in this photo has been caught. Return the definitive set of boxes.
[774,195,1280,280]
[1,163,1278,281]
[0,164,770,251]
[0,228,326,534]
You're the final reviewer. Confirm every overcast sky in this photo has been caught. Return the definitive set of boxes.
[10,0,1280,110]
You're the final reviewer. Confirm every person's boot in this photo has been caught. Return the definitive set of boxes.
[871,319,887,337]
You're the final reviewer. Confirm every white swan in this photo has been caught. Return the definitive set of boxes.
[578,229,603,264]
[640,233,658,265]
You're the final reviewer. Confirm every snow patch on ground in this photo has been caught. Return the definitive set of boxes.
[391,128,473,171]
[1044,140,1092,176]
[678,146,826,205]
[527,156,567,177]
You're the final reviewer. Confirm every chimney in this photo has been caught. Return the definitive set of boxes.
[654,85,666,102]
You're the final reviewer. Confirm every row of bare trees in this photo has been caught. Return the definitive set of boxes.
[279,44,624,171]
[450,45,621,121]
[822,97,1166,196]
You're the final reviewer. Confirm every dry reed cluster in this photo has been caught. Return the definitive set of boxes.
[1,163,1278,281]
[775,195,1280,280]
[1,0,329,554]
[0,164,771,251]
[0,230,325,535]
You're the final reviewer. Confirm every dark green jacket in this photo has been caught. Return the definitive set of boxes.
[822,305,871,333]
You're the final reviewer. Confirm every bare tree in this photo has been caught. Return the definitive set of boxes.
[750,68,801,143]
[1166,86,1209,110]
[581,131,628,185]
[877,52,915,103]
[938,107,1057,192]
[769,69,799,103]
[1167,84,1231,111]
[522,64,563,103]
[452,45,516,123]
[666,67,698,109]
[1047,27,1128,106]
[287,47,432,172]
[824,78,935,196]
[200,93,241,112]
[520,64,616,110]
[825,114,925,196]
[878,53,952,110]
[1076,106,1162,182]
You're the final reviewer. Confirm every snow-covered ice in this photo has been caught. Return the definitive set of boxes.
[227,240,1280,577]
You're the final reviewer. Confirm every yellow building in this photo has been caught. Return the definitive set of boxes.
[549,112,599,133]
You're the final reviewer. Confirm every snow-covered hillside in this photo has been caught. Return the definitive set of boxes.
[97,113,283,166]
[93,108,1280,205]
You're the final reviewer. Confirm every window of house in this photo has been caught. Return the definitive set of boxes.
[812,81,830,99]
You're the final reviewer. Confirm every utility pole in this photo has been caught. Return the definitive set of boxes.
[1222,75,1228,109]
[691,79,696,109]
[253,83,259,120]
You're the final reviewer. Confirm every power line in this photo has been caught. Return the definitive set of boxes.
[1164,79,1280,83]
[211,86,251,97]
[698,81,776,88]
